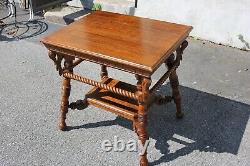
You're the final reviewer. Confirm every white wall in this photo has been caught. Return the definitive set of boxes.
[135,0,250,50]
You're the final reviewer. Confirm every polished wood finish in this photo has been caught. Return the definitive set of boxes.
[41,11,192,77]
[41,11,192,166]
[87,78,138,120]
[136,77,151,166]
[63,72,138,100]
[59,56,74,130]
[166,54,183,118]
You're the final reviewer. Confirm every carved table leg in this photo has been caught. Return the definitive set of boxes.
[59,57,73,131]
[100,65,108,80]
[135,77,151,166]
[166,54,183,119]
[133,74,142,132]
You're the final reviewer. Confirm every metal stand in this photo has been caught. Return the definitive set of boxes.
[28,0,34,21]
[18,0,34,20]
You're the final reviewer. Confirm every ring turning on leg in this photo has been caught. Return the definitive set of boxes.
[59,57,73,130]
[166,54,183,119]
[135,77,151,166]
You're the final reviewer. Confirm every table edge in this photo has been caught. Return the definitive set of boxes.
[151,27,193,73]
[42,42,155,77]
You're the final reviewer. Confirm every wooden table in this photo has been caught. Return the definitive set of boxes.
[41,11,192,166]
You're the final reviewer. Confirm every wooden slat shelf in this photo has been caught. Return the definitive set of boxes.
[86,78,139,120]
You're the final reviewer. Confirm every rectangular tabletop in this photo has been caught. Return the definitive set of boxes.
[41,11,192,77]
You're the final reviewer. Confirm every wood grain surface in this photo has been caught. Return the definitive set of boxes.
[41,11,192,77]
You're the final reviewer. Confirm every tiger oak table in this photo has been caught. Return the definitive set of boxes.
[41,11,192,166]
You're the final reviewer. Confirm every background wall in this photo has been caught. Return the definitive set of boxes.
[135,0,250,50]
[63,0,250,50]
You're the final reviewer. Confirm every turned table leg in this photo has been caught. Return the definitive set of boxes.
[100,65,108,80]
[133,74,142,132]
[135,77,151,166]
[59,57,73,130]
[166,54,183,118]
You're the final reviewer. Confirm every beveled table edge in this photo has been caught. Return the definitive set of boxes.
[42,42,153,77]
[41,31,191,78]
[40,12,193,77]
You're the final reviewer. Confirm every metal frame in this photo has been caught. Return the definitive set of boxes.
[0,0,17,26]
[27,0,71,20]
[0,0,16,20]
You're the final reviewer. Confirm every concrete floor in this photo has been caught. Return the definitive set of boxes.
[1,8,250,166]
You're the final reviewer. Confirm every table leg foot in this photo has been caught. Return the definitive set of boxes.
[176,111,184,119]
[59,77,71,131]
[140,157,148,166]
[59,122,67,131]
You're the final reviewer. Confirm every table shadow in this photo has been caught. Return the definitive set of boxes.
[67,84,250,165]
[0,20,48,41]
[63,9,91,25]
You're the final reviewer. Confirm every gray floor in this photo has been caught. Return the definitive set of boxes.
[1,8,250,166]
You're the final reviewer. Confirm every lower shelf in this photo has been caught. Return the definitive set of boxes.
[86,78,139,120]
